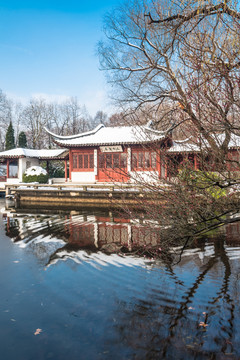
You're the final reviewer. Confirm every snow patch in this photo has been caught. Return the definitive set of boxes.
[24,166,47,176]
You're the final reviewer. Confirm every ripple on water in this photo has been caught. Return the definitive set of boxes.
[2,208,240,359]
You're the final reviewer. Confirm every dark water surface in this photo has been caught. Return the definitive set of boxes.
[1,199,240,360]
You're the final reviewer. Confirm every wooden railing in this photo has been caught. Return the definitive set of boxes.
[5,182,147,196]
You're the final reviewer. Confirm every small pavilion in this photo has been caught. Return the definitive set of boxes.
[0,148,69,184]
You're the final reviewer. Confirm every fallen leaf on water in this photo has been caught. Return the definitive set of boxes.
[11,319,16,322]
[199,322,208,327]
[34,328,42,335]
[13,261,19,263]
[188,307,194,310]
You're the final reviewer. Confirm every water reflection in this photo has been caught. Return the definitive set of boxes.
[2,205,240,359]
[3,208,162,267]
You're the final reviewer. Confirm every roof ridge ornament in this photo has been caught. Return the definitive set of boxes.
[143,121,176,136]
[173,136,193,144]
[44,123,105,140]
[146,120,153,128]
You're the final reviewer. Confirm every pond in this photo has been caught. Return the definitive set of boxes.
[0,198,240,360]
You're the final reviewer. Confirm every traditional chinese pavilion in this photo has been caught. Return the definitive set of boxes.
[45,123,172,183]
[0,148,69,183]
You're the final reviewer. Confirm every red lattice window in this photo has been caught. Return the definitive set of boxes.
[131,151,157,170]
[72,152,94,171]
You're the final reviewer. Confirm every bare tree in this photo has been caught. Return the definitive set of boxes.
[0,90,12,150]
[99,0,240,156]
[13,102,24,147]
[58,98,92,135]
[92,110,109,128]
[1,93,107,149]
[99,0,240,246]
[20,98,54,149]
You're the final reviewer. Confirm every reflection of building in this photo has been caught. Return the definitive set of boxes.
[225,221,240,245]
[4,208,240,272]
[67,215,159,251]
[0,148,69,184]
[3,208,160,257]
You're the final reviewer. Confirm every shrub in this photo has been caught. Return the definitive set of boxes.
[22,166,49,183]
[41,161,65,178]
[178,169,227,199]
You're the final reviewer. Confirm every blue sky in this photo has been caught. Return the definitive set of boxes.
[0,0,122,116]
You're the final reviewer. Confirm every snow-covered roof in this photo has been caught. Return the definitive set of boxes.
[45,124,166,147]
[168,141,200,153]
[0,148,69,159]
[168,133,240,153]
[212,133,240,149]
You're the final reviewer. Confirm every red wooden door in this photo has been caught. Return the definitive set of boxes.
[98,152,129,182]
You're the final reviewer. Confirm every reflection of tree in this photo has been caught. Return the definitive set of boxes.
[207,237,235,355]
[114,238,238,359]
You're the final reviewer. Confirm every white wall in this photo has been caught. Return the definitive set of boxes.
[129,171,159,183]
[6,178,20,184]
[71,170,159,184]
[71,171,95,183]
[19,158,39,181]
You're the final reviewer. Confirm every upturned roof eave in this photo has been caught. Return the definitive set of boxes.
[53,138,165,148]
[44,124,105,140]
[38,154,69,160]
[168,149,200,154]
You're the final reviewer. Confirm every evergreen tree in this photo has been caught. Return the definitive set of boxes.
[18,131,27,148]
[5,122,15,150]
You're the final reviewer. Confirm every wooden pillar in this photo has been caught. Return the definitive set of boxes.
[194,153,198,170]
[69,150,72,181]
[65,159,68,181]
[46,160,49,174]
[6,159,9,179]
[94,149,98,181]
[165,157,168,179]
[157,152,161,179]
[127,147,131,174]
